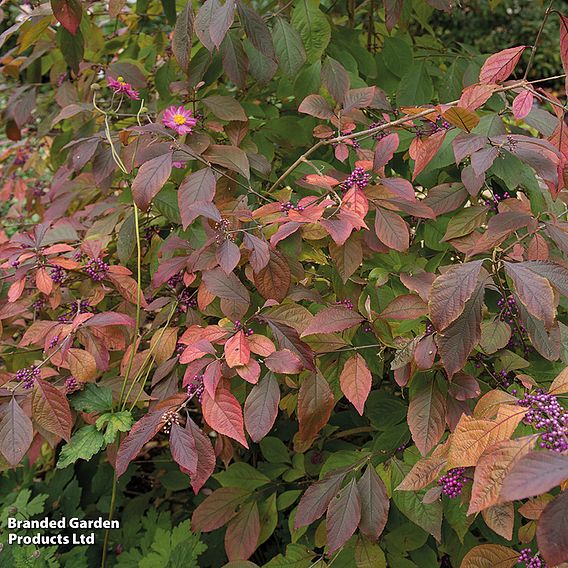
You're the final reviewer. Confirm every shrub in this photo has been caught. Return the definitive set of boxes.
[0,0,567,566]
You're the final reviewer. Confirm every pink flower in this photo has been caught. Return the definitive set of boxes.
[107,76,140,100]
[162,105,197,136]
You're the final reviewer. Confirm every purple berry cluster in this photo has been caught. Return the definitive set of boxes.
[280,201,305,215]
[167,272,184,288]
[85,258,109,282]
[342,167,371,191]
[50,266,66,284]
[48,335,59,349]
[335,298,354,310]
[178,288,198,313]
[233,320,254,336]
[518,390,567,452]
[369,121,389,141]
[485,191,510,211]
[425,322,435,335]
[57,300,92,323]
[214,218,234,244]
[15,366,40,389]
[65,376,80,393]
[187,374,205,402]
[32,298,46,311]
[518,548,546,568]
[438,467,469,498]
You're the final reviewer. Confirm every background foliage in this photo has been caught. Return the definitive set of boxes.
[0,0,568,567]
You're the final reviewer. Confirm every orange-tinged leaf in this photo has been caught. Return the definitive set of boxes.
[202,386,248,448]
[380,294,428,320]
[467,436,535,514]
[481,503,514,540]
[35,267,53,295]
[479,46,526,84]
[512,90,534,120]
[296,373,334,449]
[549,365,568,395]
[67,348,97,382]
[409,130,446,180]
[32,379,72,441]
[253,249,291,303]
[150,327,178,365]
[339,353,372,415]
[459,84,497,110]
[460,544,519,568]
[443,106,480,132]
[225,330,251,368]
[448,406,528,469]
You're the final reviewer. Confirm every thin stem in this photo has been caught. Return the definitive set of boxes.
[523,0,555,80]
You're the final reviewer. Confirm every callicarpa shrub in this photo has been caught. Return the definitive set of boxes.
[0,0,567,566]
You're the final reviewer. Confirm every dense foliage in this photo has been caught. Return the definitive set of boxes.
[0,0,568,567]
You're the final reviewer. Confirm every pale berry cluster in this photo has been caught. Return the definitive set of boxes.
[214,218,234,244]
[280,201,304,215]
[518,548,546,567]
[49,266,66,284]
[335,298,354,310]
[161,410,181,434]
[85,258,109,282]
[65,376,81,394]
[15,366,40,389]
[518,390,567,452]
[57,300,92,323]
[187,374,205,402]
[233,320,254,336]
[342,167,371,191]
[438,467,469,498]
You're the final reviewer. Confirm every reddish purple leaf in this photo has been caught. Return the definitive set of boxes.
[301,306,364,337]
[0,398,33,466]
[339,353,372,416]
[225,501,260,561]
[326,478,361,553]
[192,486,249,531]
[51,0,82,35]
[170,422,198,475]
[244,372,280,442]
[357,465,389,540]
[500,451,568,501]
[479,46,526,84]
[295,470,347,528]
[202,386,248,448]
[264,349,303,374]
[536,490,568,567]
[131,152,173,211]
[296,373,334,449]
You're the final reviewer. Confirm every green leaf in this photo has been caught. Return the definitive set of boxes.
[214,462,271,491]
[70,384,113,414]
[57,425,106,469]
[397,62,434,106]
[273,18,306,77]
[57,26,84,73]
[96,412,134,444]
[291,0,331,63]
[260,436,291,464]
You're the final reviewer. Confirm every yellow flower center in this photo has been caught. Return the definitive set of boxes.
[173,114,187,125]
[117,76,127,85]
